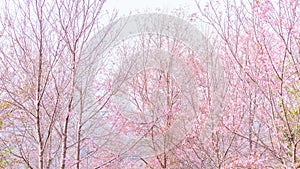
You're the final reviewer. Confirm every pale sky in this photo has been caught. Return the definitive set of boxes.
[0,0,202,22]
[0,0,205,34]
[103,0,200,16]
[0,0,202,14]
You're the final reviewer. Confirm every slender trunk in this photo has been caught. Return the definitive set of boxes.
[36,10,44,168]
[60,115,69,169]
[37,120,44,169]
[293,143,297,164]
[36,110,44,169]
[36,92,43,169]
[75,112,82,169]
[46,133,52,169]
[36,60,44,169]
[76,91,83,169]
[36,72,43,169]
[249,104,253,153]
[60,51,76,169]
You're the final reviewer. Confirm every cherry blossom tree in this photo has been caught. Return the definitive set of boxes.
[0,0,114,168]
[189,0,300,168]
[87,11,224,168]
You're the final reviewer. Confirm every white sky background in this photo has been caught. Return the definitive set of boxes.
[103,0,201,17]
[0,0,204,30]
[0,0,201,13]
